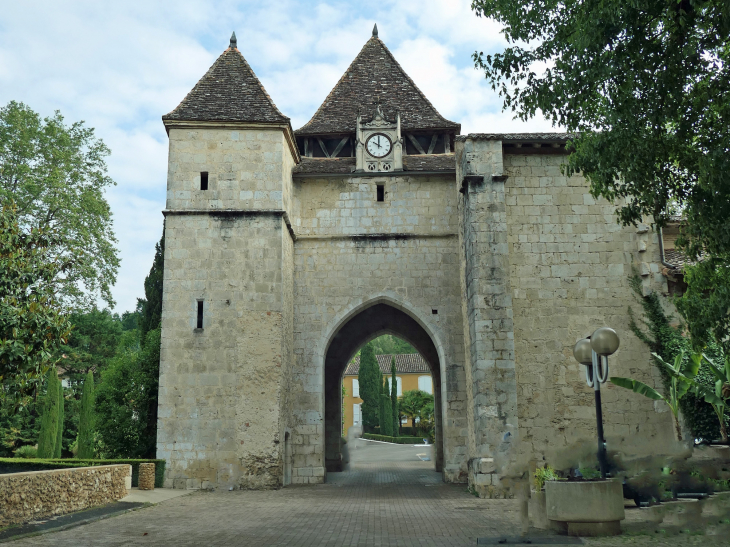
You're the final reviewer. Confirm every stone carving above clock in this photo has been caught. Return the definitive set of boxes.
[355,102,403,173]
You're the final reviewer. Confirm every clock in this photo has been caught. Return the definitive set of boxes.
[366,133,392,158]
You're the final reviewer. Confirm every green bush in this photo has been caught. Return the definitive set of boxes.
[0,457,166,487]
[362,433,426,444]
[13,445,37,459]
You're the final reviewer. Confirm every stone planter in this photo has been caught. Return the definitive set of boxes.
[528,490,550,530]
[545,479,625,537]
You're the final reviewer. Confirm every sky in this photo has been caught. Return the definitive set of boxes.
[0,0,557,314]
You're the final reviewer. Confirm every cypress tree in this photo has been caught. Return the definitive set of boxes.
[77,370,95,459]
[358,343,380,432]
[391,357,399,437]
[54,381,64,458]
[380,377,393,436]
[37,369,60,458]
[139,227,164,343]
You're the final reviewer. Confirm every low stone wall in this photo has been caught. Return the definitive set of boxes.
[0,464,131,527]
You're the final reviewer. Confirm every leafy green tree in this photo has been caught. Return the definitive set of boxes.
[370,335,416,356]
[628,272,725,440]
[399,390,434,438]
[59,309,123,383]
[0,203,72,411]
[390,357,399,437]
[0,101,119,309]
[380,377,393,436]
[37,368,60,458]
[358,343,380,432]
[138,227,164,342]
[76,370,95,458]
[54,381,64,457]
[95,329,160,458]
[472,1,730,347]
[611,351,700,441]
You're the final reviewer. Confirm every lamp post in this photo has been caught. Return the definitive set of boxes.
[573,327,620,479]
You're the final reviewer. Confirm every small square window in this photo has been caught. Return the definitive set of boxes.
[376,184,384,202]
[200,172,209,191]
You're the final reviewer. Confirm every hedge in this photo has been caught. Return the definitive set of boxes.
[0,458,166,487]
[362,434,427,444]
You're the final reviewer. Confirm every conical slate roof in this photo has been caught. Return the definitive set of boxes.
[163,35,288,124]
[296,30,460,136]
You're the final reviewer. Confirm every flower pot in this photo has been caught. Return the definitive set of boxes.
[545,479,625,537]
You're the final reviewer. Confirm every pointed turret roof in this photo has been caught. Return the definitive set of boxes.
[295,31,460,136]
[163,33,288,124]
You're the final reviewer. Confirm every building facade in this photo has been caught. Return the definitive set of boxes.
[157,28,674,496]
[342,353,433,432]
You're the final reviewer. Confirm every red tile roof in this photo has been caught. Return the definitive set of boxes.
[344,354,430,376]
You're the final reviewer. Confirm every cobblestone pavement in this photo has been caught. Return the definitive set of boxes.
[6,440,728,546]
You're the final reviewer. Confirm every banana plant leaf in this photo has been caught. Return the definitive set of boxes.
[610,377,664,400]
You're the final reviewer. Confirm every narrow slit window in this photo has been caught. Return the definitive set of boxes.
[196,300,204,329]
[200,172,209,191]
[376,184,384,202]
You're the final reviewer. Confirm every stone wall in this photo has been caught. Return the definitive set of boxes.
[166,127,292,212]
[502,152,672,459]
[289,172,469,484]
[0,465,130,527]
[455,136,674,497]
[159,124,298,490]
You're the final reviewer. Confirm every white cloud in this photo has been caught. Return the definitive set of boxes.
[0,0,559,313]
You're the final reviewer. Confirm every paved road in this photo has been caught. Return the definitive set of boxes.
[7,439,727,546]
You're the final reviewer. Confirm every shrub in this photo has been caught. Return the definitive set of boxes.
[37,369,60,458]
[13,445,37,459]
[362,433,426,444]
[533,465,561,490]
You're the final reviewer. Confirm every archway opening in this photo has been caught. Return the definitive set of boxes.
[323,303,443,476]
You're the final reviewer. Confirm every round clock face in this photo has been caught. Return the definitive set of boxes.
[366,133,392,158]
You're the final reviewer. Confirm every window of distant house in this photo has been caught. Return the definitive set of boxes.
[352,379,359,398]
[418,375,432,394]
[387,376,402,396]
[200,171,209,190]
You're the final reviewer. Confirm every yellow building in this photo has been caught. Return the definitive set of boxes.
[342,353,433,433]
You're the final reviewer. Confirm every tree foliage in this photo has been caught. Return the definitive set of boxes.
[369,334,416,356]
[59,308,123,382]
[95,328,160,458]
[0,203,72,410]
[358,342,381,431]
[0,101,119,309]
[472,1,730,346]
[379,377,393,436]
[390,357,399,437]
[76,370,95,459]
[36,368,60,458]
[138,227,164,342]
[399,389,435,438]
[628,272,726,440]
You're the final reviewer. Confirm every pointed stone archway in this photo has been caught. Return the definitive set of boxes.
[323,301,444,475]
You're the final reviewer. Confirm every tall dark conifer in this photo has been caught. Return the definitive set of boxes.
[54,381,64,458]
[390,357,399,437]
[358,343,380,431]
[77,370,95,459]
[37,369,60,458]
[380,377,393,436]
[139,226,164,343]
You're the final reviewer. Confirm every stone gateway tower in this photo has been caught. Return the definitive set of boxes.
[158,29,674,495]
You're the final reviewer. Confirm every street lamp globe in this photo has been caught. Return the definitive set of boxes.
[573,338,593,366]
[590,327,620,356]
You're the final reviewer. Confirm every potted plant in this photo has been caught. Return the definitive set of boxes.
[544,466,625,537]
[529,465,560,530]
